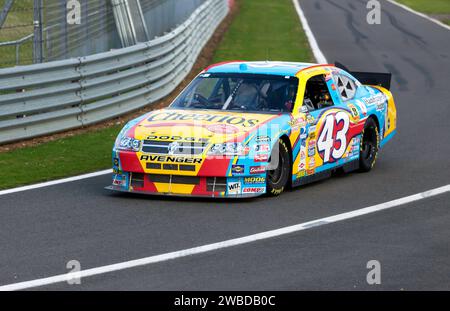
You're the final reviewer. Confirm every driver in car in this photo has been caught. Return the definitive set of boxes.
[232,82,259,110]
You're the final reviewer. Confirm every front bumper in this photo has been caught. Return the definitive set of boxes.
[106,172,267,198]
[105,185,262,199]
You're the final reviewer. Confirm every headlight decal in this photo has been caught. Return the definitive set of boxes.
[207,142,249,156]
[116,136,141,152]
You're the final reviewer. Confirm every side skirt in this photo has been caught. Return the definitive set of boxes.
[292,159,360,188]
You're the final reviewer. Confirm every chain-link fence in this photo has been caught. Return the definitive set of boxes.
[43,0,118,62]
[0,0,206,67]
[0,0,35,66]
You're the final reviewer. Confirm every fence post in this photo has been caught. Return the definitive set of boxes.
[0,0,15,29]
[33,0,44,63]
[61,0,68,59]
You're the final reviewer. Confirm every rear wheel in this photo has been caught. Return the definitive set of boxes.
[267,139,291,196]
[359,118,379,172]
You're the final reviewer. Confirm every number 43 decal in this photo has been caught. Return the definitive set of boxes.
[317,111,350,163]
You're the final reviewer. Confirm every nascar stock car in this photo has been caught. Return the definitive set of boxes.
[106,61,397,198]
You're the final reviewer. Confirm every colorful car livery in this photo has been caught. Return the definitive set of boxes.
[107,61,397,198]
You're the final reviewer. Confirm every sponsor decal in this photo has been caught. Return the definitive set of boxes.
[207,124,239,134]
[300,127,307,139]
[362,94,385,107]
[298,117,307,127]
[296,169,306,178]
[254,153,269,162]
[307,168,315,175]
[300,149,306,160]
[289,116,307,128]
[113,158,119,166]
[355,99,367,116]
[227,181,241,195]
[306,114,315,125]
[348,104,359,120]
[256,135,270,143]
[145,135,208,143]
[308,125,317,139]
[242,187,265,194]
[298,162,306,170]
[112,179,124,186]
[308,139,316,157]
[112,174,127,186]
[112,168,122,174]
[308,157,316,169]
[147,112,260,127]
[231,165,245,175]
[376,101,386,112]
[250,166,266,174]
[298,144,307,170]
[254,144,270,152]
[301,105,309,113]
[140,155,202,164]
[244,177,266,184]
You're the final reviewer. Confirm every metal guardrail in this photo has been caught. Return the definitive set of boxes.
[0,0,228,144]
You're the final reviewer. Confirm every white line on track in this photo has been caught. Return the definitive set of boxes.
[292,0,328,63]
[1,184,449,291]
[386,0,450,31]
[0,169,111,196]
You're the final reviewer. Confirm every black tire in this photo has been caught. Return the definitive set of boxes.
[359,118,379,172]
[267,139,291,196]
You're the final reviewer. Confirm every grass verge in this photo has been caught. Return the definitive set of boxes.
[395,0,450,25]
[212,0,312,62]
[0,125,122,189]
[0,0,313,190]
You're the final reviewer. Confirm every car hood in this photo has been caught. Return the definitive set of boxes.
[130,109,279,143]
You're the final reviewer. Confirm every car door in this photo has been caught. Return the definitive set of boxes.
[300,72,355,176]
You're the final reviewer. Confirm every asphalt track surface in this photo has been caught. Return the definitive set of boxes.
[1,0,449,290]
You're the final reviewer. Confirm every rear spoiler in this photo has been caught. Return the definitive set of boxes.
[334,62,392,90]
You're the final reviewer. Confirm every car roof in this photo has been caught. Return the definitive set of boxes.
[204,61,323,77]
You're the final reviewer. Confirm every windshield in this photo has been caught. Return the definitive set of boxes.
[170,73,298,113]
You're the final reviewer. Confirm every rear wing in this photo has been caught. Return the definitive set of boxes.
[335,62,392,90]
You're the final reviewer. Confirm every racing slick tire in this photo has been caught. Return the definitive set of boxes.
[359,118,379,172]
[267,139,291,196]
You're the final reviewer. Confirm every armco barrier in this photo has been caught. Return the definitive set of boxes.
[0,0,228,144]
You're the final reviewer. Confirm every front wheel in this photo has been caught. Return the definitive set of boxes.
[359,118,379,172]
[266,139,291,196]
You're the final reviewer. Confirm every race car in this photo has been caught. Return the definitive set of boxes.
[106,61,397,198]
